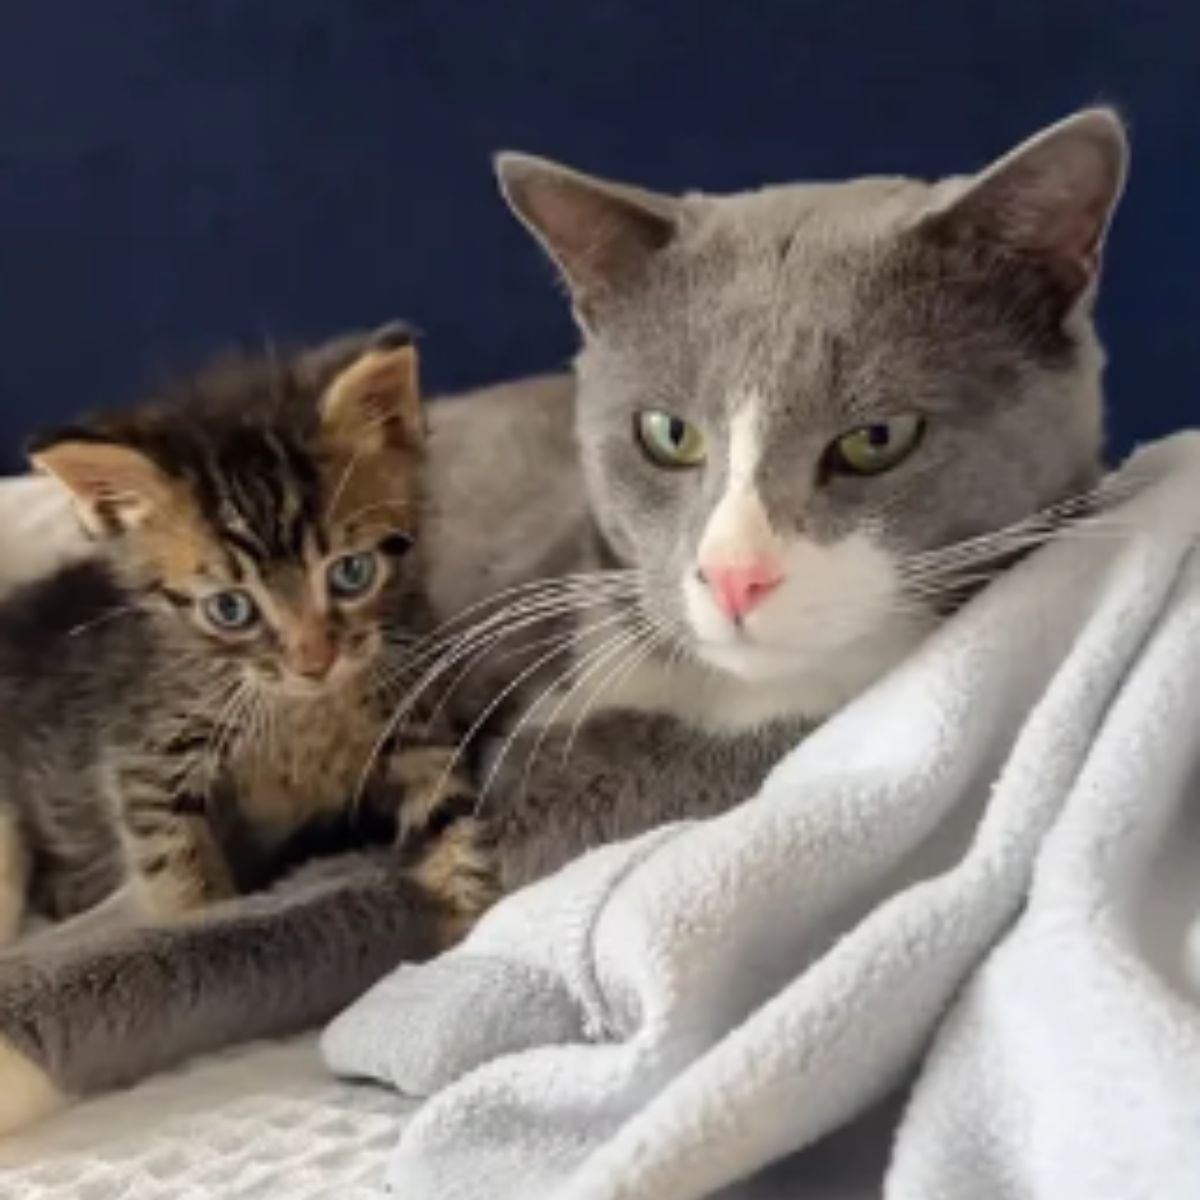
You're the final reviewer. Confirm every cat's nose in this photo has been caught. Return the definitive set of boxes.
[699,558,784,622]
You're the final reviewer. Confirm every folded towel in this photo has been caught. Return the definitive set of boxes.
[320,432,1199,1198]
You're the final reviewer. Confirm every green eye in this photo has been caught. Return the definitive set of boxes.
[635,410,707,469]
[827,414,925,477]
[327,551,380,599]
[201,589,259,633]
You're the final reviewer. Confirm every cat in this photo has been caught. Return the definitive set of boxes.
[0,107,1128,1132]
[0,323,482,942]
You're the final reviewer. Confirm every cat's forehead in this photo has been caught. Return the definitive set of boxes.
[587,172,1023,427]
[688,174,942,247]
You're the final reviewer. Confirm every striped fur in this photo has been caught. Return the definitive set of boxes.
[0,325,464,929]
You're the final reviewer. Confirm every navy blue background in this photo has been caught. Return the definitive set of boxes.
[0,1,1194,468]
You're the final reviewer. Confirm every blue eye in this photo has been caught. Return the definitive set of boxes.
[327,551,379,599]
[202,589,259,632]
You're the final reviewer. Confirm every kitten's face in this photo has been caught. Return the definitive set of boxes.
[500,111,1127,711]
[136,448,418,698]
[33,327,427,700]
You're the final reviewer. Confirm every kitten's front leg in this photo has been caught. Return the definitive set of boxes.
[371,742,499,930]
[115,754,235,918]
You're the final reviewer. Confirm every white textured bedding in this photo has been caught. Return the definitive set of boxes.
[0,1038,411,1197]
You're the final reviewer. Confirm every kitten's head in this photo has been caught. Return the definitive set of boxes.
[31,324,426,698]
[498,110,1127,713]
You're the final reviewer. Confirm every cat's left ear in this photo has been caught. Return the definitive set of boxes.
[29,436,177,536]
[496,152,679,328]
[923,107,1128,300]
[320,325,423,455]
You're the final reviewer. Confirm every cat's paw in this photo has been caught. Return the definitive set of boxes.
[383,745,477,843]
[0,1035,63,1136]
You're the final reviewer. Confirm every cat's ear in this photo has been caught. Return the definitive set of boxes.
[496,152,678,326]
[29,437,176,535]
[923,107,1128,298]
[319,326,423,455]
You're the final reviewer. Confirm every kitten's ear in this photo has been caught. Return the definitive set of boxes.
[496,152,678,325]
[320,328,422,455]
[925,108,1128,297]
[29,437,175,535]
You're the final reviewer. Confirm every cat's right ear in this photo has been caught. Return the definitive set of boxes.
[495,153,678,327]
[29,437,175,535]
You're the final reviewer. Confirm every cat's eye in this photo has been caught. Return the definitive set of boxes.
[327,551,380,599]
[826,415,925,477]
[201,589,260,633]
[635,410,707,469]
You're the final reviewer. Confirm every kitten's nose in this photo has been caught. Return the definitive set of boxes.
[700,558,784,622]
[289,631,336,680]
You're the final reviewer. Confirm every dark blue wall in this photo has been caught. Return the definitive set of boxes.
[0,1,1194,468]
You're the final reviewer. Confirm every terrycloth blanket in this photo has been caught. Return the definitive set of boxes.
[324,433,1200,1200]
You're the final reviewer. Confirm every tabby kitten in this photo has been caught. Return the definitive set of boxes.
[0,108,1128,1129]
[0,324,456,936]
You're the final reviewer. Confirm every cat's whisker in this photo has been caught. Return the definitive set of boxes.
[430,615,637,823]
[559,621,670,769]
[380,584,642,724]
[900,490,1141,588]
[397,569,642,667]
[419,603,637,732]
[480,616,654,812]
[518,620,658,794]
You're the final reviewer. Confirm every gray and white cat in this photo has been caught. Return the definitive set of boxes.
[0,107,1127,1132]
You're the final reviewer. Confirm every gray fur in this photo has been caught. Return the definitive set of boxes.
[0,110,1129,1112]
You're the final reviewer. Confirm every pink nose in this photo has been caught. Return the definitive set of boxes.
[702,559,784,621]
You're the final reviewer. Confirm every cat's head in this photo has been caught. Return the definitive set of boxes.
[30,324,426,698]
[498,110,1127,713]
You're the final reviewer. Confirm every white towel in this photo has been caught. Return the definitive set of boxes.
[323,432,1200,1200]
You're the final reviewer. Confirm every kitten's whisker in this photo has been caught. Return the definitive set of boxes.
[67,606,139,639]
[334,499,413,533]
[323,445,370,526]
[204,678,256,780]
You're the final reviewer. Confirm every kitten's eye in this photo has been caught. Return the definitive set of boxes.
[826,415,925,477]
[201,589,260,633]
[635,410,707,469]
[328,551,380,599]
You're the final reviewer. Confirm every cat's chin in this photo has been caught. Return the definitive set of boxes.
[694,639,821,684]
[689,614,933,720]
